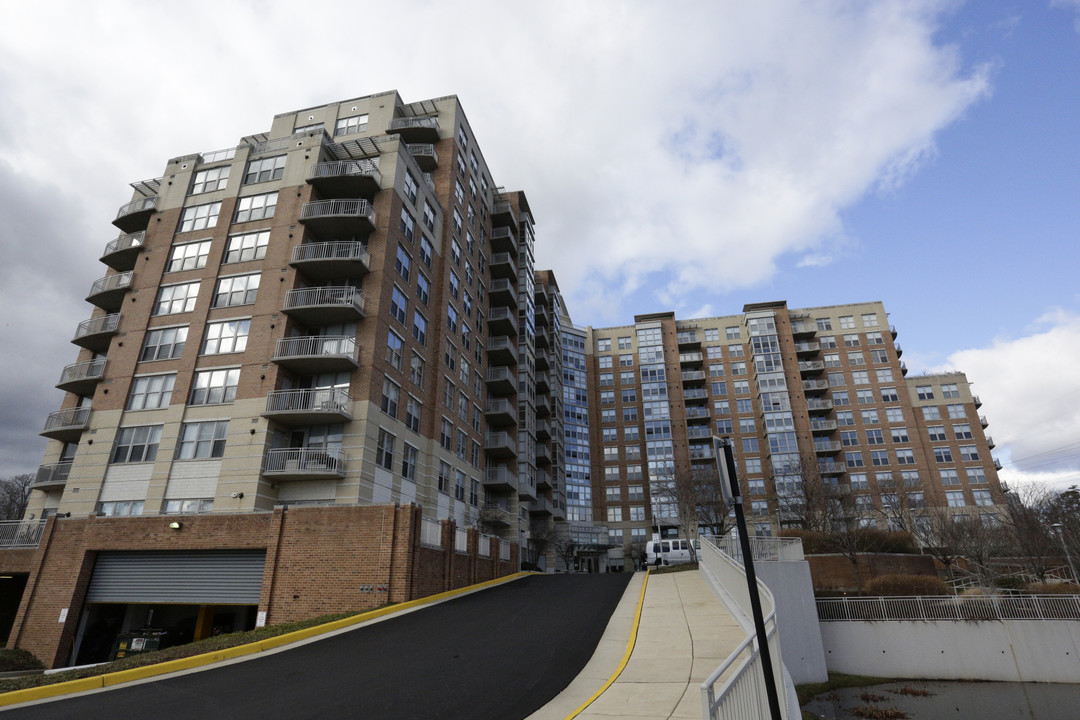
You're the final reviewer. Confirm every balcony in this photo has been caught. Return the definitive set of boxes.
[484,466,517,492]
[484,398,516,427]
[282,286,366,326]
[806,398,834,412]
[683,388,708,403]
[802,379,829,394]
[488,307,517,336]
[489,278,518,308]
[894,343,903,358]
[535,371,550,395]
[518,475,537,501]
[56,359,106,396]
[685,406,710,422]
[534,303,550,327]
[687,426,711,440]
[272,336,359,374]
[86,271,133,312]
[689,442,714,461]
[487,335,518,366]
[386,116,440,143]
[492,200,517,228]
[263,447,346,481]
[798,360,825,374]
[490,226,517,253]
[529,497,553,516]
[794,341,820,356]
[263,388,352,425]
[986,436,996,449]
[790,322,817,337]
[490,252,517,281]
[536,469,552,491]
[536,445,552,466]
[890,324,898,339]
[676,332,700,348]
[536,419,551,442]
[681,370,706,384]
[34,462,72,491]
[810,419,838,434]
[306,160,381,198]
[41,407,92,442]
[485,367,516,396]
[900,361,908,376]
[535,395,552,418]
[405,143,438,172]
[290,241,371,281]
[679,351,704,366]
[994,458,1002,470]
[482,502,513,528]
[72,313,121,352]
[485,431,515,458]
[814,441,843,454]
[534,331,549,349]
[113,196,157,233]
[980,415,989,428]
[299,199,376,237]
[818,460,847,476]
[100,231,145,271]
[973,395,983,408]
[534,348,550,370]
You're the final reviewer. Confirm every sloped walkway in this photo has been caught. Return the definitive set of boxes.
[530,570,746,719]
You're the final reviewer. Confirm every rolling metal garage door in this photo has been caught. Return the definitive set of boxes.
[86,551,266,605]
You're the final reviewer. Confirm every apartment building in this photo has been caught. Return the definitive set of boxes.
[582,301,1005,569]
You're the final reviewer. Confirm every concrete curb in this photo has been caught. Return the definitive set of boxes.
[0,571,532,708]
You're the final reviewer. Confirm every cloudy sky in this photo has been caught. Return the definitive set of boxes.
[1,1,1077,493]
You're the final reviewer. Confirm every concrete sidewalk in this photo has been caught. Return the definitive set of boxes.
[528,569,746,719]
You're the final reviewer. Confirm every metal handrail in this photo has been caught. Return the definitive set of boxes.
[43,407,92,432]
[389,116,440,131]
[273,335,358,359]
[59,358,106,385]
[35,462,72,487]
[307,159,381,183]
[283,286,366,313]
[710,535,805,563]
[103,231,145,256]
[817,594,1080,622]
[89,271,133,295]
[75,313,121,339]
[115,197,156,219]
[291,241,371,266]
[264,387,352,414]
[406,143,438,161]
[0,520,48,549]
[263,446,345,474]
[300,199,375,221]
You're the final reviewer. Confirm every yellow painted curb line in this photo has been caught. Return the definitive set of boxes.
[563,570,650,719]
[0,572,532,708]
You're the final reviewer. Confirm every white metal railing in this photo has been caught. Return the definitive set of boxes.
[199,147,237,163]
[35,462,72,487]
[58,358,107,385]
[103,231,145,256]
[817,594,1080,622]
[283,286,366,314]
[698,536,788,720]
[486,431,513,448]
[249,131,319,155]
[500,539,511,561]
[115,196,156,219]
[711,535,805,563]
[389,116,440,132]
[455,527,468,553]
[406,143,437,161]
[308,159,381,183]
[420,517,443,548]
[291,241,370,267]
[89,271,133,295]
[0,520,48,549]
[264,388,351,414]
[262,447,345,475]
[300,199,375,222]
[478,533,492,558]
[75,313,121,339]
[274,335,358,360]
[43,407,92,432]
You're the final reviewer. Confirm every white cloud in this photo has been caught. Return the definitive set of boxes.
[933,309,1080,491]
[1051,0,1080,33]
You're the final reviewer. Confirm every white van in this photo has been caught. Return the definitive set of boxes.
[646,538,701,567]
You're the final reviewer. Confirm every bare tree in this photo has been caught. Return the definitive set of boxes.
[772,455,851,534]
[653,464,735,561]
[951,512,1012,587]
[910,504,967,583]
[550,527,581,573]
[0,474,34,521]
[1001,484,1060,581]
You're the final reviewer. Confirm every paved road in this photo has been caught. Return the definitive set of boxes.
[4,573,632,719]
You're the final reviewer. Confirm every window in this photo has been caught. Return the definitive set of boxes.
[621,388,637,403]
[607,508,623,522]
[816,318,832,331]
[736,399,754,413]
[178,202,221,233]
[439,418,452,450]
[412,312,427,345]
[941,383,960,399]
[928,425,946,441]
[973,490,993,506]
[617,336,632,350]
[164,498,214,515]
[403,172,418,205]
[731,362,747,375]
[861,409,879,424]
[819,336,837,349]
[154,281,200,316]
[98,501,144,517]
[880,387,898,402]
[599,373,614,387]
[201,319,250,354]
[871,349,889,364]
[243,155,286,184]
[934,447,953,463]
[841,431,858,446]
[620,370,635,385]
[400,208,415,240]
[446,305,458,334]
[946,491,966,508]
[856,389,874,405]
[861,313,879,327]
[619,354,634,367]
[401,443,418,481]
[382,330,404,370]
[191,166,230,194]
[601,409,615,423]
[452,210,462,236]
[726,326,740,339]
[850,473,869,489]
[833,391,849,406]
[127,374,175,410]
[947,404,966,419]
[922,406,942,420]
[716,419,733,434]
[846,451,864,468]
[629,506,645,522]
[438,461,451,492]
[422,202,436,232]
[837,411,854,426]
[390,286,407,324]
[891,427,909,443]
[622,407,638,422]
[176,420,229,459]
[335,114,368,135]
[871,450,889,466]
[603,446,619,461]
[967,467,987,483]
[954,424,973,439]
[376,428,396,470]
[597,338,611,351]
[866,429,885,445]
[866,332,884,345]
[141,326,187,361]
[381,378,400,418]
[395,245,411,281]
[409,352,425,388]
[212,273,260,307]
[851,371,869,385]
[839,315,855,329]
[416,273,430,305]
[712,381,727,395]
[843,333,860,347]
[167,240,211,272]
[224,230,269,263]
[598,356,613,369]
[734,380,750,395]
[188,367,240,405]
[111,425,162,463]
[959,445,979,462]
[235,192,277,222]
[743,438,759,453]
[940,468,960,485]
[728,344,745,357]
[917,386,935,401]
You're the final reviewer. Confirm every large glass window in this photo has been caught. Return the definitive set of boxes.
[224,230,269,263]
[154,281,200,316]
[188,367,240,405]
[127,374,175,410]
[178,202,221,233]
[166,240,211,272]
[201,319,250,355]
[213,274,260,308]
[141,326,187,361]
[110,425,163,463]
[191,166,230,194]
[235,192,277,222]
[176,420,229,459]
[243,155,286,184]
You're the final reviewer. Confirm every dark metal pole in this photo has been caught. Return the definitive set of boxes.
[716,437,783,720]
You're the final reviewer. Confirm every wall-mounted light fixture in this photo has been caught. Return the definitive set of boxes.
[168,521,183,531]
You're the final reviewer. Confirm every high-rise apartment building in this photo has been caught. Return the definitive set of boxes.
[580,302,1005,570]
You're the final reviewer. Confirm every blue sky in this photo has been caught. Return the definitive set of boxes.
[0,0,1077,491]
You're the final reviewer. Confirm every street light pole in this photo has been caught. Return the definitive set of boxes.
[1051,523,1080,586]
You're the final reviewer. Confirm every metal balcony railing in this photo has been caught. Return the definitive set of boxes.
[0,520,48,549]
[299,199,375,223]
[291,241,371,269]
[263,447,346,475]
[114,196,156,221]
[307,159,381,184]
[88,271,133,297]
[42,407,92,434]
[283,286,366,314]
[274,335,358,360]
[264,388,351,414]
[388,116,440,132]
[34,462,72,488]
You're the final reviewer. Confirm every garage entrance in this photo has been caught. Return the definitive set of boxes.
[71,550,266,666]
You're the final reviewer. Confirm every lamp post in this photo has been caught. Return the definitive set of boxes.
[1051,523,1079,586]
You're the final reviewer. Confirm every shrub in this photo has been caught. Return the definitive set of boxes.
[1024,581,1080,594]
[0,648,43,672]
[994,576,1025,590]
[777,529,832,554]
[865,574,950,596]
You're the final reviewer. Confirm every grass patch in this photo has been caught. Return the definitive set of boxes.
[850,706,908,719]
[0,609,375,694]
[889,686,934,697]
[796,672,893,707]
[650,562,699,574]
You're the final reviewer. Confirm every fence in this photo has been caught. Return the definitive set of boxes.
[420,517,442,548]
[817,594,1080,622]
[0,520,47,549]
[710,535,804,563]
